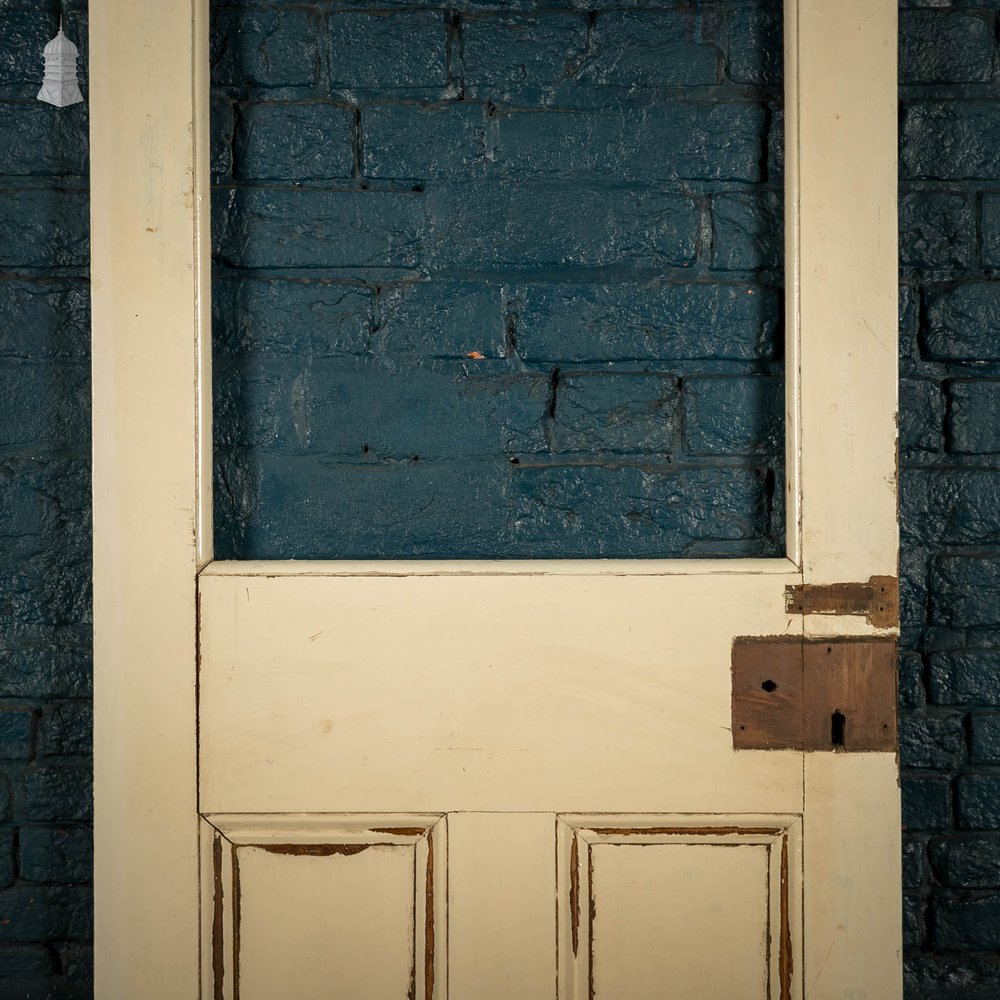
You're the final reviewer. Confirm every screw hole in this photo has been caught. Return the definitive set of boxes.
[761,679,778,693]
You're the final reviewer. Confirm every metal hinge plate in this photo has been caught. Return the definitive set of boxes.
[732,636,897,751]
[785,575,899,629]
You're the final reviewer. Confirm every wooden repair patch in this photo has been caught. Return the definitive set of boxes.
[732,637,897,752]
[785,576,899,628]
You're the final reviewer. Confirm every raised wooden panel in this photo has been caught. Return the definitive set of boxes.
[200,815,446,1000]
[557,817,802,1000]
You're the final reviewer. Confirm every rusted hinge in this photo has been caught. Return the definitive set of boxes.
[732,636,897,752]
[785,575,898,628]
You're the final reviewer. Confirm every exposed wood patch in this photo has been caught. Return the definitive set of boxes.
[212,834,224,1000]
[425,831,435,1000]
[254,842,371,857]
[232,847,242,1000]
[370,826,428,836]
[732,637,897,751]
[779,835,792,1000]
[785,575,898,628]
[569,834,580,958]
[590,826,783,837]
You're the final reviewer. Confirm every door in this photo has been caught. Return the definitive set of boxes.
[91,1,901,998]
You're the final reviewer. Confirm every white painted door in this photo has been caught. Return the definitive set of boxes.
[91,1,901,998]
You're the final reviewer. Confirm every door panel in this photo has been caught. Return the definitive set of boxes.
[199,569,801,814]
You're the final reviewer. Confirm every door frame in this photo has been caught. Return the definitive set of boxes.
[90,1,899,995]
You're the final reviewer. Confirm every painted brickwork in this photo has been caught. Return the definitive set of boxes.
[211,0,786,559]
[899,4,1000,996]
[1,2,1000,997]
[0,2,93,997]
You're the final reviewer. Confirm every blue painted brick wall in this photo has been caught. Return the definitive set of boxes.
[900,3,1000,995]
[0,2,93,997]
[211,0,786,560]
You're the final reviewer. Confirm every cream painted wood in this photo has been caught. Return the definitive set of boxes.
[796,0,899,584]
[92,0,901,997]
[199,572,801,814]
[90,0,210,995]
[201,815,446,999]
[803,756,903,999]
[447,813,556,1000]
[556,817,802,1000]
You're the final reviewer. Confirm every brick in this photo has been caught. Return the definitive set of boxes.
[947,381,1000,455]
[0,711,33,760]
[0,885,91,942]
[0,102,88,177]
[900,715,966,769]
[548,374,679,455]
[903,836,926,889]
[905,958,1000,1000]
[899,192,974,270]
[213,278,371,358]
[899,379,942,454]
[20,764,91,822]
[581,11,719,88]
[462,13,588,102]
[233,455,515,559]
[0,13,58,87]
[903,103,1000,181]
[514,282,780,363]
[728,6,782,86]
[899,283,919,360]
[235,102,354,181]
[899,11,993,85]
[934,897,1000,951]
[0,829,11,889]
[901,470,1000,548]
[924,284,1000,361]
[899,545,929,631]
[210,97,234,181]
[18,826,91,884]
[211,9,318,89]
[931,835,1000,888]
[511,465,779,559]
[958,774,1000,829]
[37,703,90,757]
[711,193,783,271]
[930,651,1000,706]
[427,184,700,271]
[900,653,926,711]
[903,893,926,948]
[0,189,88,269]
[0,280,89,359]
[0,646,91,701]
[493,102,765,183]
[931,557,1000,628]
[970,713,1000,763]
[376,281,505,360]
[216,358,548,460]
[902,776,951,832]
[213,188,425,269]
[0,944,57,978]
[0,362,89,449]
[683,376,782,457]
[364,103,486,181]
[328,12,447,90]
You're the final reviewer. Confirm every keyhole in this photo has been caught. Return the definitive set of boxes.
[761,679,778,693]
[831,711,846,748]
